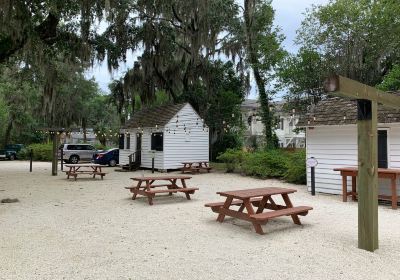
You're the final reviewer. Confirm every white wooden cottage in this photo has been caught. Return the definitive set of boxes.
[119,103,209,171]
[298,96,400,195]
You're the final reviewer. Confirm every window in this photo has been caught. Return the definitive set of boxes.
[82,145,95,150]
[280,118,284,130]
[126,134,130,150]
[378,130,388,168]
[151,132,163,151]
[119,134,125,149]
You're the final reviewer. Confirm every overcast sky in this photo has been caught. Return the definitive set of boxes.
[86,0,330,95]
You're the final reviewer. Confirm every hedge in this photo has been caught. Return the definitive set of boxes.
[18,143,53,161]
[217,149,306,184]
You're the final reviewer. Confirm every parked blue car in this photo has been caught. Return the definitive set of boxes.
[92,148,119,166]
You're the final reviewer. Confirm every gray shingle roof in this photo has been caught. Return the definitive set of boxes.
[297,96,400,127]
[123,103,186,129]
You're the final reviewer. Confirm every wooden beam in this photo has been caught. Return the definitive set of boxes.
[357,100,379,252]
[324,75,400,109]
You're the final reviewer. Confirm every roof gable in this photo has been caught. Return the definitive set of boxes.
[123,103,187,129]
[297,96,400,127]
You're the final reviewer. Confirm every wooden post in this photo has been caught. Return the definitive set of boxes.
[52,133,58,176]
[357,100,379,252]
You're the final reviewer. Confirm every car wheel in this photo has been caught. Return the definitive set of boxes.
[69,155,79,164]
[109,159,117,167]
[9,154,15,161]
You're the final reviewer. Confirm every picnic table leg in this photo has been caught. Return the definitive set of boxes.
[93,167,96,178]
[243,198,264,234]
[132,181,142,200]
[145,180,154,205]
[256,196,270,214]
[217,197,233,223]
[342,174,348,202]
[238,203,245,213]
[391,176,398,210]
[67,167,71,179]
[281,194,301,225]
[181,179,191,200]
[352,176,357,201]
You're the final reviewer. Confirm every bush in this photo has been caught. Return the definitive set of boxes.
[216,149,245,172]
[18,143,53,161]
[284,149,307,184]
[242,150,288,178]
[212,132,243,161]
[217,148,307,184]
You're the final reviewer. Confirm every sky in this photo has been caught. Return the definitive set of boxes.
[86,0,330,96]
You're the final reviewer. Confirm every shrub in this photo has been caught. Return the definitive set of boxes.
[284,149,307,184]
[216,149,245,172]
[242,150,288,178]
[18,143,53,161]
[217,148,307,184]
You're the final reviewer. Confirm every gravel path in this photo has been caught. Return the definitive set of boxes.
[0,161,399,280]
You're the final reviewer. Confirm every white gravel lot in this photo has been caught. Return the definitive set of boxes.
[0,161,399,280]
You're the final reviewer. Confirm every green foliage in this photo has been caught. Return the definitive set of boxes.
[217,149,306,184]
[284,150,307,184]
[378,65,400,92]
[242,150,288,178]
[216,149,245,172]
[18,143,53,161]
[297,0,400,87]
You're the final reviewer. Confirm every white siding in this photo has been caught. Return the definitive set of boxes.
[119,129,137,165]
[163,104,209,169]
[140,128,164,169]
[306,124,400,195]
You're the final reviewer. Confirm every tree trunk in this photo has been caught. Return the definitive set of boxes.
[3,119,13,146]
[244,0,275,149]
[82,118,87,143]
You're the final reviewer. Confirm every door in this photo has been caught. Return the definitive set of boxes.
[378,130,388,169]
[136,133,142,164]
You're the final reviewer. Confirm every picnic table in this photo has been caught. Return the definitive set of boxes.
[65,163,106,181]
[334,167,400,209]
[181,161,212,174]
[125,175,199,205]
[205,187,312,235]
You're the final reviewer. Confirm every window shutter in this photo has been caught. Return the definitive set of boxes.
[378,130,388,169]
[119,134,125,149]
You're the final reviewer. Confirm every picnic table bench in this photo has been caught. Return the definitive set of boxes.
[126,175,198,205]
[181,161,212,174]
[334,167,400,209]
[65,164,106,181]
[205,187,312,235]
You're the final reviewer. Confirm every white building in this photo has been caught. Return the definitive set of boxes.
[241,99,305,148]
[119,103,209,171]
[298,96,400,195]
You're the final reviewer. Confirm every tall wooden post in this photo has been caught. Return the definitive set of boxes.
[52,133,58,176]
[357,100,379,251]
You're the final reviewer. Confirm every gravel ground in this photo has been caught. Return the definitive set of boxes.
[0,161,399,280]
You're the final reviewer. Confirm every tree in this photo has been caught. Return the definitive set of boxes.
[243,0,285,148]
[277,48,327,112]
[297,0,400,86]
[378,65,400,92]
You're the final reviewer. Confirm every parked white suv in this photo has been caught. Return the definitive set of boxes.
[59,144,98,164]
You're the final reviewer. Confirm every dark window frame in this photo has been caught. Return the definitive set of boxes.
[151,132,164,151]
[378,129,388,169]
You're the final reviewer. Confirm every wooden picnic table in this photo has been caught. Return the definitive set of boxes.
[65,163,106,181]
[205,187,313,235]
[181,161,212,174]
[334,167,400,209]
[126,175,199,205]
